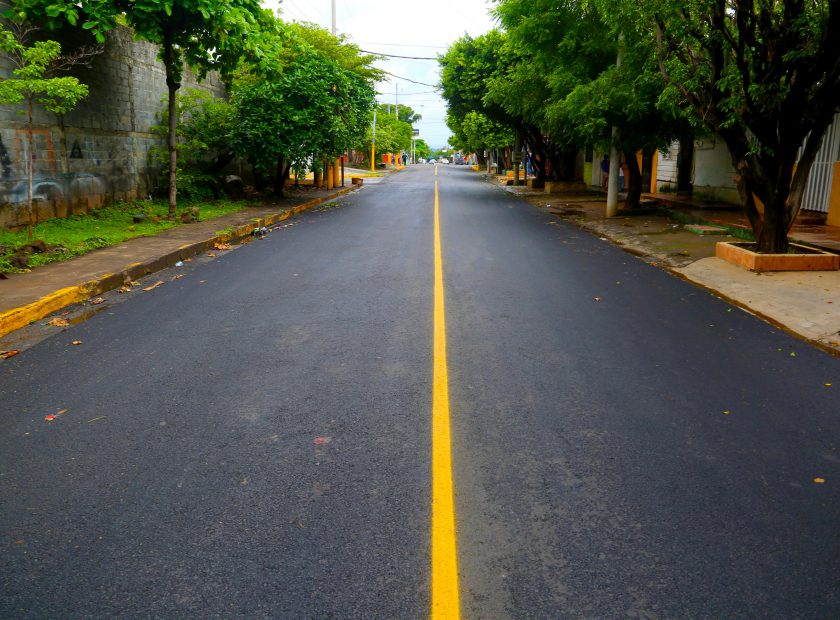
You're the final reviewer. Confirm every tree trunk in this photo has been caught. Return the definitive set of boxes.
[623,150,643,210]
[163,35,180,216]
[273,157,286,197]
[27,96,34,240]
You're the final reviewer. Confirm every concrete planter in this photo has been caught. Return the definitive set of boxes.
[716,241,840,272]
[544,180,587,194]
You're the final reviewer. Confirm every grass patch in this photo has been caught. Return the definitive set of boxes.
[664,207,755,242]
[1,198,253,273]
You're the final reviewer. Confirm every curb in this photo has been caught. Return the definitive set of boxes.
[0,186,359,339]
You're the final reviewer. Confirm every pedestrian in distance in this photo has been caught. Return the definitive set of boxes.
[600,154,609,190]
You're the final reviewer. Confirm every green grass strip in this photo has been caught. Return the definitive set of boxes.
[1,199,253,273]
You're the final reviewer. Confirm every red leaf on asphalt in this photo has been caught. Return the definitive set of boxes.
[313,436,332,445]
[45,409,67,421]
[0,350,20,359]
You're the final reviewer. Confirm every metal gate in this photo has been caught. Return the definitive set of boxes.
[800,113,840,213]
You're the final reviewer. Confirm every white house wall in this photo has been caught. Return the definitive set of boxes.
[655,141,679,189]
[693,137,740,204]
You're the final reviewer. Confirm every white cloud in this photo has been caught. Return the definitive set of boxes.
[262,0,498,147]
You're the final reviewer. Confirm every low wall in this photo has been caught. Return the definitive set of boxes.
[0,25,226,228]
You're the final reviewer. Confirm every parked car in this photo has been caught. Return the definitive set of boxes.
[439,158,449,164]
[427,158,436,164]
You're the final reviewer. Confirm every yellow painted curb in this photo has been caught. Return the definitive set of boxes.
[0,185,360,340]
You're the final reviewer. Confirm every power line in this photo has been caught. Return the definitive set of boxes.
[357,41,448,49]
[376,89,439,95]
[360,49,438,60]
[381,70,440,87]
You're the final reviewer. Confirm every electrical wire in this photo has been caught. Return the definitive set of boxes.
[357,42,448,49]
[360,49,438,60]
[376,89,439,95]
[380,70,440,87]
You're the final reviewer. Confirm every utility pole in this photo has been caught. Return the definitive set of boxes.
[331,0,336,35]
[606,33,623,217]
[371,106,376,172]
[395,83,399,119]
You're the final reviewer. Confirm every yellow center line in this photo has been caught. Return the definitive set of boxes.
[435,164,438,177]
[431,179,460,619]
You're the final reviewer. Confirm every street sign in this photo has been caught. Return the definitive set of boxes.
[412,128,420,136]
[512,151,523,163]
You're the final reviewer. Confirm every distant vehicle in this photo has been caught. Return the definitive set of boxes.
[455,159,468,165]
[418,158,426,164]
[427,158,436,164]
[439,158,449,164]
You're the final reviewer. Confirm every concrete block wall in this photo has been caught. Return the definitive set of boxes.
[0,26,227,228]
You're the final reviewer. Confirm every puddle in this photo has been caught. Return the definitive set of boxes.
[67,305,108,325]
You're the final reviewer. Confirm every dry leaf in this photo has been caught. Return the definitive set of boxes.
[814,477,826,484]
[723,410,731,415]
[45,408,67,421]
[46,317,70,327]
[71,340,83,346]
[143,280,165,292]
[118,285,132,293]
[594,297,601,302]
[214,242,232,251]
[313,436,332,445]
[172,274,184,280]
[88,297,105,305]
[825,383,833,387]
[207,252,216,257]
[0,350,20,359]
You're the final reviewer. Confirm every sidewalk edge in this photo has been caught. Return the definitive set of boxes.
[0,186,358,339]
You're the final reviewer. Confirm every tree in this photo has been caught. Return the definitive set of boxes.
[643,0,840,253]
[357,104,413,161]
[232,20,375,195]
[0,22,96,238]
[12,0,267,215]
[414,138,430,161]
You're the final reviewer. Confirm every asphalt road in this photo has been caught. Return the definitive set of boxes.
[2,165,840,618]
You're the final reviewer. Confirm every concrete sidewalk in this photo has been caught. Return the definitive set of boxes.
[0,183,362,339]
[502,183,840,354]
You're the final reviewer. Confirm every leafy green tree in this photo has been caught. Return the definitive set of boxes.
[636,0,840,253]
[232,21,374,195]
[414,138,430,161]
[12,0,267,215]
[151,88,236,199]
[358,104,413,161]
[0,23,94,238]
[439,31,519,167]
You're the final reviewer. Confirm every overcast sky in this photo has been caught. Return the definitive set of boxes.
[262,0,498,148]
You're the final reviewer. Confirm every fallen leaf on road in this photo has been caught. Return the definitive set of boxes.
[313,436,331,445]
[71,340,82,346]
[87,416,107,423]
[88,297,105,305]
[790,352,797,357]
[825,383,833,387]
[814,478,826,484]
[143,280,165,292]
[214,242,231,251]
[0,350,20,359]
[184,258,192,262]
[723,410,731,415]
[207,252,216,257]
[45,408,67,421]
[594,297,601,302]
[172,274,184,280]
[118,285,132,293]
[46,317,70,327]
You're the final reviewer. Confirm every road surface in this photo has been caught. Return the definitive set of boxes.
[2,165,839,617]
